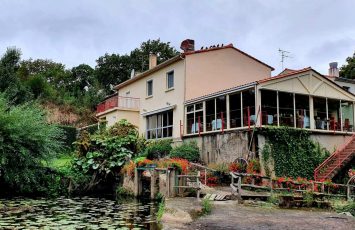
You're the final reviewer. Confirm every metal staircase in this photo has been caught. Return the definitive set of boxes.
[314,134,355,181]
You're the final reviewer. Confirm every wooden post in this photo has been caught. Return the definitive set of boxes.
[166,169,170,198]
[238,176,242,197]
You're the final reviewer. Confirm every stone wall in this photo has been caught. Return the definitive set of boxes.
[183,130,351,167]
[183,131,250,164]
[122,173,135,194]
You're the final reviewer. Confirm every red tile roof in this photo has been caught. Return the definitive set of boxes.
[185,44,274,71]
[257,67,312,83]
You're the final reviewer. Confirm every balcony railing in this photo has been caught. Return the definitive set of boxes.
[96,96,140,114]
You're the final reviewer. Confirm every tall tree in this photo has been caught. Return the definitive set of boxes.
[95,54,131,92]
[70,64,96,96]
[0,47,32,104]
[95,39,179,93]
[340,51,355,79]
[0,47,21,91]
[130,39,180,72]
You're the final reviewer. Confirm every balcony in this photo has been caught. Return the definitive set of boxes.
[96,96,140,114]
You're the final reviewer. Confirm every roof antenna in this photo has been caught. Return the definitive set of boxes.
[278,48,292,70]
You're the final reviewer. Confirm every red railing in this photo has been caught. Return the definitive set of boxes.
[96,96,140,114]
[314,133,355,180]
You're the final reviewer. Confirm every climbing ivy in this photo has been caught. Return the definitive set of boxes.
[260,127,330,179]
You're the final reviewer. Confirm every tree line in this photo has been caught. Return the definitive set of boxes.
[0,39,179,126]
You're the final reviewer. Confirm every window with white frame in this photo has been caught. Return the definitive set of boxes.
[147,80,153,97]
[146,110,173,139]
[166,71,174,89]
[186,103,203,134]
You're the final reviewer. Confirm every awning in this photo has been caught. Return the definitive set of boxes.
[141,105,176,117]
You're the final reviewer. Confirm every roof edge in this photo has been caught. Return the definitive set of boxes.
[114,55,184,90]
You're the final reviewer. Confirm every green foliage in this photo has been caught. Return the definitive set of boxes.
[261,127,330,179]
[116,186,134,198]
[96,39,179,93]
[169,141,200,162]
[0,47,33,104]
[303,191,315,207]
[0,93,64,194]
[156,198,165,222]
[145,139,173,160]
[201,198,212,215]
[208,162,229,174]
[340,51,355,79]
[334,200,355,216]
[74,120,139,183]
[58,125,77,150]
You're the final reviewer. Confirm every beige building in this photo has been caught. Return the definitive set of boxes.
[96,40,274,139]
[96,40,355,144]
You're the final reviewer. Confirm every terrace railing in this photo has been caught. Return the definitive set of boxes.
[96,96,140,114]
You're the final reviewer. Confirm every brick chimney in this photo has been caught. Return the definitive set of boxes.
[328,62,339,77]
[149,53,157,70]
[180,39,195,52]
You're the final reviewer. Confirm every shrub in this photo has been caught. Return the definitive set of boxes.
[73,119,139,190]
[208,163,229,174]
[0,93,63,194]
[202,198,212,215]
[145,139,172,160]
[169,141,200,162]
[334,201,355,216]
[58,125,77,149]
[246,159,261,174]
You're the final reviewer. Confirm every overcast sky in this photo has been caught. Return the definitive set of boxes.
[1,0,354,75]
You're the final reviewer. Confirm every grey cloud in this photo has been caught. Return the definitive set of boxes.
[0,0,354,74]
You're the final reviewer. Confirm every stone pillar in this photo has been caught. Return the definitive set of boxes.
[134,168,139,197]
[150,170,159,199]
[169,169,176,197]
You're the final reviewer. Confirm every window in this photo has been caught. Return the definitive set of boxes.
[186,103,203,134]
[146,110,173,139]
[205,97,226,131]
[147,80,153,97]
[167,71,174,89]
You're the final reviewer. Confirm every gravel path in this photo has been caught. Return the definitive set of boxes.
[186,200,354,230]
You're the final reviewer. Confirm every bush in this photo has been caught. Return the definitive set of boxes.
[145,139,172,160]
[58,125,77,149]
[202,198,212,215]
[169,141,200,162]
[73,119,140,191]
[0,93,64,195]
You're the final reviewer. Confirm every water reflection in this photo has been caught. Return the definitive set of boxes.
[0,196,161,229]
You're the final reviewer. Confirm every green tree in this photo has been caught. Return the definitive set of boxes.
[70,64,96,96]
[130,39,179,72]
[95,53,131,92]
[0,47,32,104]
[340,51,355,79]
[95,39,179,92]
[0,93,63,193]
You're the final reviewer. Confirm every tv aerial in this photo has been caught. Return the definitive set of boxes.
[278,49,292,70]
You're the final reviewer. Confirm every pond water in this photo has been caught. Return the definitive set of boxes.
[0,196,161,229]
